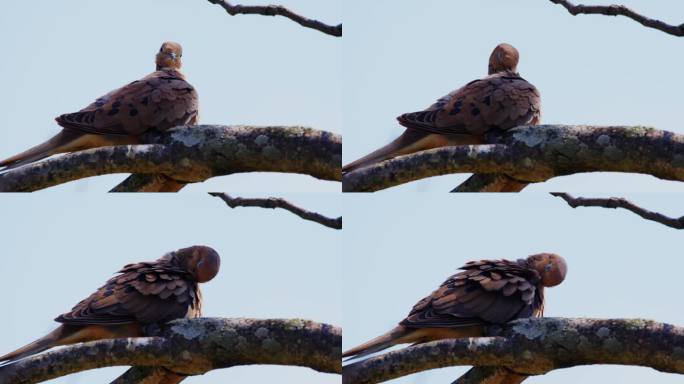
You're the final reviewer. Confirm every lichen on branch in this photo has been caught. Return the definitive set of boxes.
[343,125,684,192]
[342,317,684,384]
[0,318,341,384]
[0,125,342,192]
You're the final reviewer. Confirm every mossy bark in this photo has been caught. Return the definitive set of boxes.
[0,318,341,384]
[343,125,684,192]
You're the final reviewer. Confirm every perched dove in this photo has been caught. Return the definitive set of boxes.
[342,253,566,360]
[0,245,220,365]
[0,41,198,171]
[342,43,541,173]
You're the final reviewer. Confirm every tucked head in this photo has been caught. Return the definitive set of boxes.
[527,253,567,287]
[488,43,519,75]
[175,245,221,283]
[156,41,183,70]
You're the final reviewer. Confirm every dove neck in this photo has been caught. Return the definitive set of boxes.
[536,286,545,316]
[156,64,183,74]
[491,69,520,77]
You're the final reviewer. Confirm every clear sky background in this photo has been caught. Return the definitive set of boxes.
[0,193,341,383]
[343,0,684,193]
[0,0,341,193]
[343,193,684,383]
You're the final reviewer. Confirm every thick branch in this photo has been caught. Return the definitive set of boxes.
[549,0,684,37]
[110,174,187,193]
[207,0,342,37]
[209,192,342,229]
[342,317,684,384]
[0,318,341,384]
[109,367,185,384]
[451,174,528,193]
[0,125,341,192]
[551,192,684,229]
[342,125,684,192]
[452,367,527,384]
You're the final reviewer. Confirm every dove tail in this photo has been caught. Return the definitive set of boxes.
[0,326,69,365]
[342,325,414,361]
[0,130,82,171]
[342,130,431,173]
[342,129,468,174]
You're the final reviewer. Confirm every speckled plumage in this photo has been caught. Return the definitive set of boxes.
[342,43,541,173]
[342,253,566,360]
[0,41,198,171]
[0,246,220,365]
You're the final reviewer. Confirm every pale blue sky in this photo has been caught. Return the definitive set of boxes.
[0,193,341,383]
[343,0,684,192]
[343,193,684,383]
[2,1,683,384]
[0,0,341,193]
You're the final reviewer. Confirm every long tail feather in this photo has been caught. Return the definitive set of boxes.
[0,326,67,365]
[342,326,413,361]
[0,130,81,171]
[342,129,476,174]
[342,130,430,174]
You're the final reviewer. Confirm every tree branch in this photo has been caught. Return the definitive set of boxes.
[209,192,342,229]
[0,318,341,384]
[450,174,528,193]
[342,317,684,384]
[548,0,684,37]
[110,174,188,193]
[206,0,342,37]
[342,125,684,192]
[551,192,684,229]
[0,125,341,192]
[452,367,527,384]
[109,367,185,384]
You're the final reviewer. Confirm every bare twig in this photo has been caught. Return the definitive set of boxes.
[0,125,342,192]
[209,192,342,229]
[549,0,684,37]
[551,192,684,229]
[342,317,684,384]
[207,0,342,37]
[342,125,684,192]
[0,318,341,384]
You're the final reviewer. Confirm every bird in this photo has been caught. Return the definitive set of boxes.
[342,43,541,173]
[342,253,567,360]
[0,245,220,365]
[0,41,199,172]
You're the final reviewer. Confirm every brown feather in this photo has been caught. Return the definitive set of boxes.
[343,44,541,173]
[0,44,198,171]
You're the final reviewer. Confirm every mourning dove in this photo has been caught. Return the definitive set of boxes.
[342,253,566,360]
[342,43,541,173]
[0,41,199,171]
[0,245,220,365]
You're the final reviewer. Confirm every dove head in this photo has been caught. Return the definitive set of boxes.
[527,253,567,287]
[175,245,221,283]
[156,41,183,70]
[488,43,519,75]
